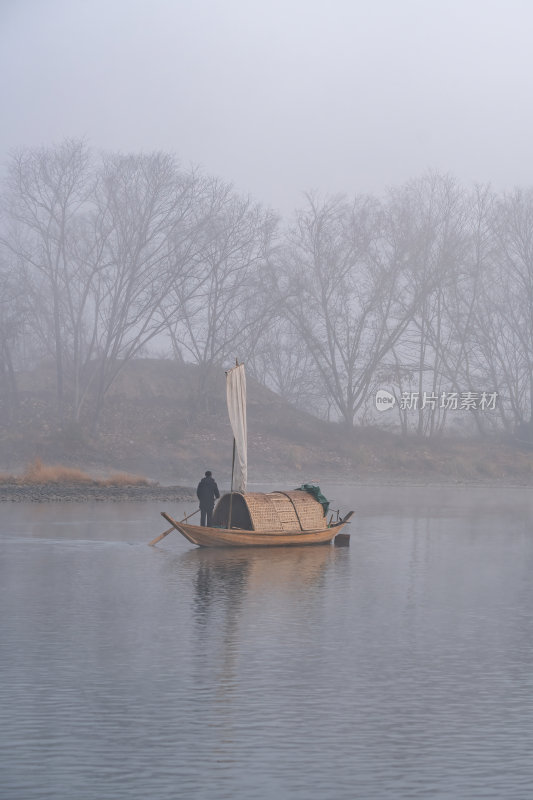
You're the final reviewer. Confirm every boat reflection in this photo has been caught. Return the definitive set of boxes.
[182,544,335,615]
[181,547,337,710]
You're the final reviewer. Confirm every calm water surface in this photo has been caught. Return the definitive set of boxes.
[1,485,533,799]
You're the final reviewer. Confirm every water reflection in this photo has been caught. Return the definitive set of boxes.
[188,550,251,698]
[167,546,340,777]
[184,546,334,616]
[191,550,250,622]
[2,491,533,800]
[182,546,335,659]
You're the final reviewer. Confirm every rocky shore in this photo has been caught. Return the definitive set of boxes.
[0,484,196,503]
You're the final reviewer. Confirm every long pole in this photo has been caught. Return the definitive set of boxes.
[228,437,236,529]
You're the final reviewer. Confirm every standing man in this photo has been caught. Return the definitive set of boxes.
[196,470,220,527]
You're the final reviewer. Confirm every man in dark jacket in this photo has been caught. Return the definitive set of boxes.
[196,470,220,526]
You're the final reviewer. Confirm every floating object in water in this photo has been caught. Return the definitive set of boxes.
[334,533,351,547]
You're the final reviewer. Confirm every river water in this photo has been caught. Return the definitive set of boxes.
[1,484,533,800]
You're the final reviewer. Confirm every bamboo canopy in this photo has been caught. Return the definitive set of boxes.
[212,490,326,532]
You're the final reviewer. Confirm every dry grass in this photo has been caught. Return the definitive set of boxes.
[0,458,151,486]
[99,471,150,487]
[22,459,96,484]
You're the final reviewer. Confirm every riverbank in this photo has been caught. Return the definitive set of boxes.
[4,359,533,488]
[1,473,532,503]
[0,484,195,503]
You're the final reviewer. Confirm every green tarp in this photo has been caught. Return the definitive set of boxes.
[295,484,330,515]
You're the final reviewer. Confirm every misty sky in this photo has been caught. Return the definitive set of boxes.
[2,0,533,214]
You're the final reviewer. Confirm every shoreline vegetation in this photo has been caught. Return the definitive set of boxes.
[2,362,533,499]
[0,456,532,503]
[0,459,195,503]
[0,458,151,487]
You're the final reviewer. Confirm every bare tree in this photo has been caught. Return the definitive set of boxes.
[246,317,325,415]
[87,151,203,425]
[0,257,28,419]
[273,193,418,427]
[163,178,278,400]
[437,185,500,436]
[6,138,533,447]
[384,174,470,436]
[1,139,93,419]
[467,188,533,438]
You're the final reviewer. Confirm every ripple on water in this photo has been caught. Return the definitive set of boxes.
[1,493,533,799]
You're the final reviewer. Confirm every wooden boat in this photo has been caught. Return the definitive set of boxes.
[159,362,353,548]
[161,490,353,548]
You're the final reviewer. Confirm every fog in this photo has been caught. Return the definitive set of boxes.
[3,0,533,445]
[2,0,533,214]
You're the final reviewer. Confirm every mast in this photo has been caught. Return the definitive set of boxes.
[229,438,236,528]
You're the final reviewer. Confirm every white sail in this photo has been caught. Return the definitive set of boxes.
[226,363,247,493]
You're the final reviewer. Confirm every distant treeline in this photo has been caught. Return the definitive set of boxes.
[1,139,532,439]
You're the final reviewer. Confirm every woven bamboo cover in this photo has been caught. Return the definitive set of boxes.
[276,490,326,531]
[243,490,325,532]
[269,493,300,531]
[244,493,281,531]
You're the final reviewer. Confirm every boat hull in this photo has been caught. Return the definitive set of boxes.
[160,511,353,548]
